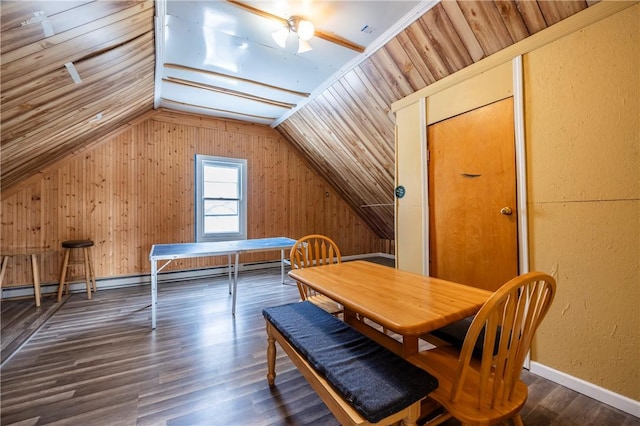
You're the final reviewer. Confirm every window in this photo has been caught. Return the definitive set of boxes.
[195,155,247,242]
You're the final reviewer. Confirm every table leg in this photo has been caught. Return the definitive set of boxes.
[280,249,285,284]
[30,254,42,307]
[232,253,240,315]
[228,254,232,294]
[402,335,419,358]
[151,259,158,329]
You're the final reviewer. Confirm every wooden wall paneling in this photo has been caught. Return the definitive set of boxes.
[279,113,392,240]
[402,19,450,82]
[340,70,394,140]
[439,0,485,62]
[90,138,106,279]
[41,176,57,281]
[137,122,151,274]
[327,82,393,167]
[514,0,549,34]
[297,103,361,199]
[350,67,397,124]
[537,1,589,26]
[394,31,438,86]
[419,4,474,74]
[367,47,416,100]
[1,111,384,288]
[357,59,403,108]
[318,90,393,204]
[1,194,16,284]
[381,37,428,91]
[494,0,531,43]
[456,0,515,56]
[256,135,269,243]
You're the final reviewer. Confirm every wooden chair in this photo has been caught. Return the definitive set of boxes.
[289,234,342,315]
[408,272,556,426]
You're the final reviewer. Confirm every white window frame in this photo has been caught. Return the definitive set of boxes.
[195,155,247,242]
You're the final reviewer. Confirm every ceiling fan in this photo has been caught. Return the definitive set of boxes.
[226,0,365,53]
[272,15,315,53]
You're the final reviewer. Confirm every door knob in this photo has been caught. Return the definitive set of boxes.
[500,207,513,216]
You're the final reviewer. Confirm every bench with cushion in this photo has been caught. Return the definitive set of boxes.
[263,301,438,426]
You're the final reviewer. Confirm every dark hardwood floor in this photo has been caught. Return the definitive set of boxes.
[1,264,638,426]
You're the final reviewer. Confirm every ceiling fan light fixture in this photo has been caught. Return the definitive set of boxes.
[297,39,312,53]
[272,15,315,52]
[296,19,315,41]
[272,26,289,48]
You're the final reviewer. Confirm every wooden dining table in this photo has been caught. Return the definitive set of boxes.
[288,260,492,358]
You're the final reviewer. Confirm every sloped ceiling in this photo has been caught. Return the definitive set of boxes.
[1,0,597,241]
[1,1,156,191]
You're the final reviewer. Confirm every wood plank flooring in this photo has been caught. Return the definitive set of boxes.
[1,265,638,426]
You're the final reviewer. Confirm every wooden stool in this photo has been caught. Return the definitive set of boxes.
[57,240,96,302]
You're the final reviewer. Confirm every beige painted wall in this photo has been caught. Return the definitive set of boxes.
[525,4,640,400]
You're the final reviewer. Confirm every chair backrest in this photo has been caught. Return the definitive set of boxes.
[290,234,341,300]
[450,272,556,409]
[290,234,341,269]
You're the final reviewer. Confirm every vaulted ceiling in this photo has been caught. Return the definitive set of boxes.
[1,0,598,240]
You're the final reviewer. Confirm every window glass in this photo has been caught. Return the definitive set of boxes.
[195,155,247,241]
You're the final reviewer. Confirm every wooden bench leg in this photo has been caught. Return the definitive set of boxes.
[266,322,276,387]
[401,402,421,426]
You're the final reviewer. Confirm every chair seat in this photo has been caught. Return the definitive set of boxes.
[408,345,528,424]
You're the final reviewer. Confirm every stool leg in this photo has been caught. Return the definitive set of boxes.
[88,246,97,293]
[83,248,92,300]
[30,254,42,307]
[57,249,70,302]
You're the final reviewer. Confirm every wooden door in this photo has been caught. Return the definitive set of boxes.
[428,97,517,292]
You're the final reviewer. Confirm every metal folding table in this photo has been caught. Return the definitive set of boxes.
[149,237,296,328]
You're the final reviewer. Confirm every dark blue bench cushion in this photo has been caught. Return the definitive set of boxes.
[263,301,438,423]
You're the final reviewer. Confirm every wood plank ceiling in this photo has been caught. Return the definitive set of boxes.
[0,1,156,191]
[1,1,596,241]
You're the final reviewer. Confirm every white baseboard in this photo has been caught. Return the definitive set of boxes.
[530,361,640,418]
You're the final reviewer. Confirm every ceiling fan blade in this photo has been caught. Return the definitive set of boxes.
[225,0,365,53]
